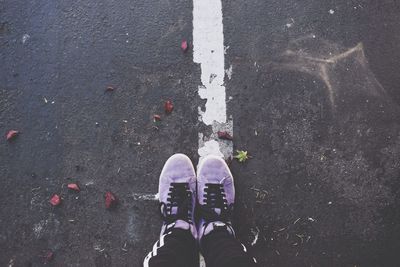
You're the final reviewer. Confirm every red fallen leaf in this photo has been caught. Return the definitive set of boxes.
[164,100,174,114]
[217,131,233,140]
[6,130,19,141]
[181,40,188,52]
[106,86,115,92]
[50,194,61,206]
[43,250,53,264]
[105,191,117,209]
[67,183,80,192]
[153,114,161,122]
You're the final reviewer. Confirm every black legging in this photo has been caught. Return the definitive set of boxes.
[143,228,257,267]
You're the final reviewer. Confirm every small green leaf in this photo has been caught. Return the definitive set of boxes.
[234,150,249,162]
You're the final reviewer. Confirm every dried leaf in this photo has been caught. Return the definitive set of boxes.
[67,183,80,192]
[181,40,188,52]
[42,250,53,264]
[6,130,19,141]
[217,131,233,140]
[105,191,117,209]
[164,100,174,114]
[50,194,61,206]
[234,150,249,163]
[153,114,161,122]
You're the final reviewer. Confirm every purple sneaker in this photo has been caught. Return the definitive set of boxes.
[197,155,236,240]
[158,154,197,238]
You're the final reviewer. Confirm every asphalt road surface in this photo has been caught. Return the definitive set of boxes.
[1,0,400,266]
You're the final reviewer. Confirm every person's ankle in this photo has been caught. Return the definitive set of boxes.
[163,219,197,238]
[198,220,235,240]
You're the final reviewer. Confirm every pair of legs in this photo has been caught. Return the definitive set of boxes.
[143,154,257,267]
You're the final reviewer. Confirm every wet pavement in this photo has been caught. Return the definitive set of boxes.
[1,0,400,266]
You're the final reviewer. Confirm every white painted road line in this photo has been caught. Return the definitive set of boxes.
[193,0,226,125]
[134,0,233,204]
[193,0,233,161]
[193,1,231,266]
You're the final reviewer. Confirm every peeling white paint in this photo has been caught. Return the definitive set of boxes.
[33,215,60,240]
[193,0,227,125]
[198,139,224,158]
[8,257,15,267]
[194,0,233,161]
[33,220,46,239]
[225,65,233,80]
[200,255,206,267]
[126,214,137,240]
[198,120,233,160]
[286,18,295,28]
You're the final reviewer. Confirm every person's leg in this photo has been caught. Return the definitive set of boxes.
[143,226,198,267]
[197,155,257,267]
[199,223,256,267]
[143,154,198,267]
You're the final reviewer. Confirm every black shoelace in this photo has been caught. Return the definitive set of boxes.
[200,183,233,222]
[160,183,193,224]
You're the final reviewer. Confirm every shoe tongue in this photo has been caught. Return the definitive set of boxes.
[213,208,221,215]
[171,206,178,215]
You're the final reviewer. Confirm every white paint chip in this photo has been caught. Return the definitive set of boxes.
[286,18,295,28]
[22,34,30,44]
[225,65,233,80]
[251,227,260,246]
[198,139,224,158]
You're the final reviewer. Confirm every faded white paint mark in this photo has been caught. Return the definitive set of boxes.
[94,244,105,252]
[308,217,316,222]
[126,213,137,241]
[30,191,43,211]
[33,220,46,239]
[286,18,295,28]
[131,193,158,201]
[224,45,230,55]
[200,255,206,267]
[250,227,260,246]
[273,36,387,108]
[194,0,233,161]
[33,215,60,240]
[225,65,233,80]
[8,257,15,267]
[22,34,30,44]
[85,180,94,186]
